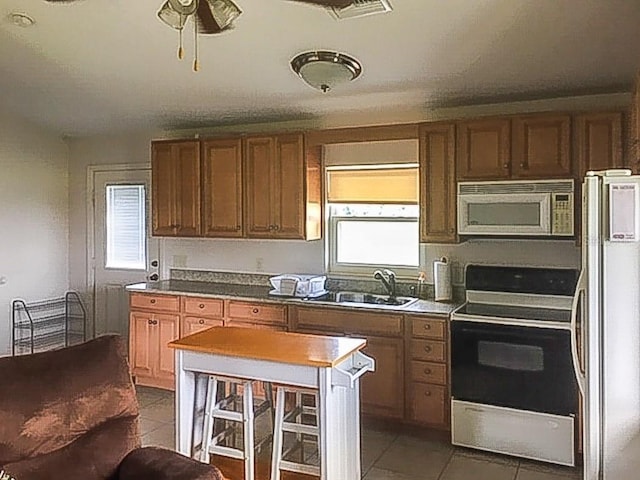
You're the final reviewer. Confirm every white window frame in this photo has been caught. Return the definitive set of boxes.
[327,209,420,277]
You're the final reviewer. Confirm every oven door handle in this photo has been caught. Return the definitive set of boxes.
[570,269,586,395]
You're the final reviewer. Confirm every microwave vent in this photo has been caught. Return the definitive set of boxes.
[458,180,573,195]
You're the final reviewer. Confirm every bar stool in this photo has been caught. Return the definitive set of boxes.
[200,375,274,480]
[270,385,320,480]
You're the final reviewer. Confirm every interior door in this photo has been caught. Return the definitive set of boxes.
[93,168,159,341]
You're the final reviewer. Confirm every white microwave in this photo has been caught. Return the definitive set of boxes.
[457,179,574,237]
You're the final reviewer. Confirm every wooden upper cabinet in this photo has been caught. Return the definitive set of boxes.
[202,138,243,237]
[244,133,319,240]
[575,112,623,178]
[630,73,640,173]
[152,140,201,237]
[420,123,456,243]
[456,118,511,180]
[512,114,571,178]
[244,136,275,237]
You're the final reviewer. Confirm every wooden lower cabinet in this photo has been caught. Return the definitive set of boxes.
[408,383,448,426]
[129,310,180,390]
[361,336,404,419]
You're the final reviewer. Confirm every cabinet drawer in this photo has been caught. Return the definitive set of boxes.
[411,339,446,362]
[228,321,287,332]
[411,316,446,340]
[292,306,402,337]
[409,383,448,426]
[411,360,447,385]
[130,293,179,312]
[227,301,287,324]
[183,297,224,317]
[182,316,224,337]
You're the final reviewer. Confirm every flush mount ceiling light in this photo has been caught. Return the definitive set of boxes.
[156,0,242,71]
[7,12,35,28]
[290,51,362,93]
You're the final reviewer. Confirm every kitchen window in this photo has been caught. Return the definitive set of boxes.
[326,165,419,276]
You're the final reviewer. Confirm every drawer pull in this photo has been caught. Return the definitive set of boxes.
[252,308,259,314]
[199,319,205,325]
[148,319,153,325]
[150,299,156,304]
[424,390,432,397]
[423,324,431,330]
[199,304,205,309]
[424,345,432,353]
[423,368,432,375]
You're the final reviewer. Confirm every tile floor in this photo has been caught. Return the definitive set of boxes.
[137,386,582,480]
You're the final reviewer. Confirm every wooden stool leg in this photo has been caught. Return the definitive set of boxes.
[200,376,218,463]
[243,381,255,480]
[270,387,286,480]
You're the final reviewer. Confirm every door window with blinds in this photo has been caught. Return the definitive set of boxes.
[326,165,419,275]
[105,185,147,270]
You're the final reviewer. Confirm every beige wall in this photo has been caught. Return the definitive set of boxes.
[0,111,69,356]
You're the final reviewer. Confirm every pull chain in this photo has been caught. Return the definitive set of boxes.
[178,14,184,60]
[193,17,199,72]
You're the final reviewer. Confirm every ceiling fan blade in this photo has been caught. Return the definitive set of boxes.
[196,1,224,34]
[287,0,354,8]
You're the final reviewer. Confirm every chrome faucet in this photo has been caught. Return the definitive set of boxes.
[373,269,397,298]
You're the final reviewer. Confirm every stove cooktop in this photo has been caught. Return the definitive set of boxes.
[454,303,571,323]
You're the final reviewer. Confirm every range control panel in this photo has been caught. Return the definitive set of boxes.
[551,193,574,236]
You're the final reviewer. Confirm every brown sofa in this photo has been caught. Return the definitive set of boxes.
[0,335,225,480]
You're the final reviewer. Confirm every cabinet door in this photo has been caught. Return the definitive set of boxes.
[173,142,201,236]
[151,142,176,235]
[361,336,404,419]
[130,312,155,378]
[420,123,456,243]
[274,134,305,239]
[155,313,180,382]
[244,137,275,237]
[512,114,571,178]
[152,140,200,237]
[575,112,623,178]
[456,118,511,180]
[202,139,243,237]
[408,383,448,427]
[182,316,223,336]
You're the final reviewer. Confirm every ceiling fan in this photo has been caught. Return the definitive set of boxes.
[43,0,359,71]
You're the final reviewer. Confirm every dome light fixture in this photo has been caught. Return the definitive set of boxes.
[290,50,362,93]
[8,12,36,28]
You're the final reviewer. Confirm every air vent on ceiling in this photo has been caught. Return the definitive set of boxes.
[330,0,393,20]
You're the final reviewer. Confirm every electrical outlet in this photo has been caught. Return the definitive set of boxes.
[256,257,264,272]
[173,255,187,268]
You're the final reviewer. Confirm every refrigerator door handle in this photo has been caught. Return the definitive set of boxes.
[570,270,587,394]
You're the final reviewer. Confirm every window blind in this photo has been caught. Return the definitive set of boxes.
[326,166,418,203]
[106,185,146,270]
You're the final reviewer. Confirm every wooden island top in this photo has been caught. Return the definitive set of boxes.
[168,326,367,368]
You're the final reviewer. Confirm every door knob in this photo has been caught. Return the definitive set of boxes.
[151,260,159,268]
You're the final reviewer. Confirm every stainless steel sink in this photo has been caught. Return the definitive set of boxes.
[311,291,419,309]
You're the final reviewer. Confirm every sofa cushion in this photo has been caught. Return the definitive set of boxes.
[1,415,139,480]
[118,447,227,480]
[0,335,139,465]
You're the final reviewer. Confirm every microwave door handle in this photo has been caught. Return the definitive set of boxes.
[570,270,587,395]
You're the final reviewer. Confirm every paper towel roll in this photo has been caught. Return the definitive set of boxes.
[434,257,452,302]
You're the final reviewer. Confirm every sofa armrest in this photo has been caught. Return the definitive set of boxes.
[118,447,226,480]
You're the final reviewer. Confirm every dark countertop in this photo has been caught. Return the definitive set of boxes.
[126,280,461,316]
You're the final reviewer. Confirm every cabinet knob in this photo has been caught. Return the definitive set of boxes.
[424,367,432,375]
[252,308,259,314]
[236,226,241,231]
[150,299,156,304]
[199,304,205,309]
[424,390,432,397]
[148,319,153,325]
[449,228,455,233]
[274,225,280,231]
[199,319,205,325]
[503,163,509,169]
[424,324,431,330]
[424,345,432,353]
[520,162,526,169]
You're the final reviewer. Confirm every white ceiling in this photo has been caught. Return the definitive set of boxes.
[0,0,639,137]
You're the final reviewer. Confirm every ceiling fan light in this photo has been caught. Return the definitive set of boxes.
[205,0,242,30]
[291,51,362,93]
[157,1,188,29]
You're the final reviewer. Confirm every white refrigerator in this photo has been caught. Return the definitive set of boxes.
[571,169,640,479]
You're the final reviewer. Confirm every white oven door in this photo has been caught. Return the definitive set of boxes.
[458,193,551,235]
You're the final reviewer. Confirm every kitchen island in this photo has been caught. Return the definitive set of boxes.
[169,326,374,480]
